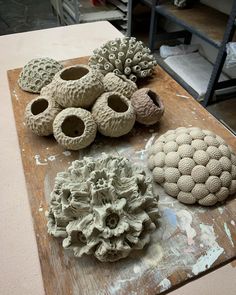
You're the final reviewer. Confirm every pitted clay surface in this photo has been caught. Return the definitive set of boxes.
[131,88,164,125]
[53,107,97,150]
[103,73,137,98]
[49,64,104,108]
[89,37,157,82]
[148,127,236,206]
[92,92,136,137]
[25,95,62,136]
[47,154,159,262]
[18,57,63,93]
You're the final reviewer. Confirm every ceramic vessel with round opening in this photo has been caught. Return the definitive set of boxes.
[53,107,97,150]
[92,92,136,137]
[51,64,104,108]
[131,88,164,125]
[25,95,62,136]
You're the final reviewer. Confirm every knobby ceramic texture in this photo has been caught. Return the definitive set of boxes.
[148,127,236,206]
[131,88,164,125]
[89,37,157,82]
[103,73,137,98]
[18,57,63,93]
[92,92,136,137]
[25,95,62,136]
[48,64,104,108]
[53,107,97,150]
[47,154,159,262]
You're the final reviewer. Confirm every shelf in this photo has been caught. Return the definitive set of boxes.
[155,1,236,48]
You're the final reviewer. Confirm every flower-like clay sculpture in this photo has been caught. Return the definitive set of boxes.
[47,154,159,262]
[25,95,62,136]
[131,88,164,125]
[103,73,137,99]
[89,37,157,82]
[18,57,63,93]
[92,92,136,137]
[148,127,236,206]
[53,107,97,150]
[47,64,104,108]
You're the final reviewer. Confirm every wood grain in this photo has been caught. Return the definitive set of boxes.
[8,56,236,295]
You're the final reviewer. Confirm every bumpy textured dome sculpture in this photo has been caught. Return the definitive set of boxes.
[103,73,137,99]
[25,95,62,136]
[131,88,164,125]
[47,64,104,108]
[53,107,97,150]
[18,57,63,93]
[47,154,159,262]
[148,127,236,206]
[92,92,136,137]
[89,37,157,82]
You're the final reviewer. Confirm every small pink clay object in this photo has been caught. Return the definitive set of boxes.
[131,88,164,125]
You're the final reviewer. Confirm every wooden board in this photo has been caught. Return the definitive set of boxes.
[8,56,236,295]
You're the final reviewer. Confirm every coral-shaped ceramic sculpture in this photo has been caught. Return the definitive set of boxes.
[25,95,62,136]
[18,57,63,93]
[131,88,164,125]
[103,73,137,98]
[92,92,136,137]
[47,154,159,262]
[53,107,97,150]
[148,127,236,206]
[89,37,157,82]
[47,64,104,108]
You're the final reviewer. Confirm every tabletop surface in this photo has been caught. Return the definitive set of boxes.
[0,21,236,295]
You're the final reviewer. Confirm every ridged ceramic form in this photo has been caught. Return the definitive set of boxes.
[18,57,63,93]
[89,37,157,82]
[48,64,104,108]
[25,95,62,136]
[131,88,164,125]
[92,92,136,137]
[53,107,97,150]
[103,73,137,98]
[47,154,159,262]
[148,127,236,206]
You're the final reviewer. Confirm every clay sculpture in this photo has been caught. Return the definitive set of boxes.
[47,64,104,108]
[92,92,136,137]
[148,127,236,206]
[25,95,62,136]
[103,73,137,99]
[53,107,97,150]
[47,154,159,262]
[131,88,164,125]
[89,37,157,82]
[18,57,63,93]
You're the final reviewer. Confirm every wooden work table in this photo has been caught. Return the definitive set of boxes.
[0,21,236,295]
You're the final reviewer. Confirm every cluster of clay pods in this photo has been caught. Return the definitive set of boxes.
[22,53,164,150]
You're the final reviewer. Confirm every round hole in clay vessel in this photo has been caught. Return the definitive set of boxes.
[60,66,89,81]
[61,115,85,138]
[148,90,160,107]
[105,213,120,229]
[31,99,49,115]
[108,94,128,113]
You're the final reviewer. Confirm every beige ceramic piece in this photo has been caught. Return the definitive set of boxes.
[103,73,137,98]
[49,64,104,108]
[131,88,164,125]
[53,107,97,150]
[89,37,157,82]
[148,127,236,206]
[18,57,63,93]
[92,92,136,137]
[25,95,62,136]
[47,154,159,262]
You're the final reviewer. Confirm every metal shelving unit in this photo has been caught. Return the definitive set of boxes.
[51,0,129,34]
[128,0,236,106]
